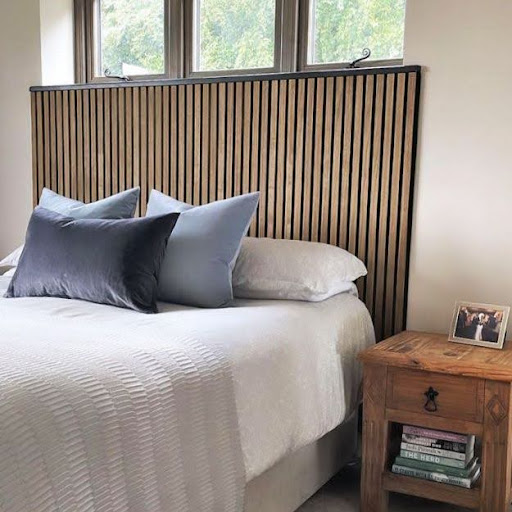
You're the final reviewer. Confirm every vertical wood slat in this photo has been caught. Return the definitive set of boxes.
[284,79,296,240]
[43,92,51,194]
[301,78,315,241]
[217,83,227,203]
[140,87,147,214]
[56,92,64,195]
[357,75,375,301]
[104,89,111,198]
[90,89,97,201]
[82,90,90,202]
[209,83,218,203]
[242,82,252,199]
[36,93,45,203]
[311,77,324,242]
[200,84,209,203]
[320,77,334,245]
[186,84,194,204]
[31,94,38,206]
[225,83,235,201]
[374,73,396,340]
[292,79,305,241]
[76,90,84,201]
[266,81,279,239]
[340,76,354,249]
[366,74,385,319]
[384,73,406,338]
[193,84,201,205]
[132,88,140,212]
[257,81,269,238]
[348,75,364,255]
[111,88,119,196]
[234,82,243,199]
[119,88,126,192]
[395,72,419,332]
[37,92,45,201]
[49,91,57,193]
[63,91,70,198]
[275,80,287,239]
[148,87,155,200]
[96,90,104,200]
[30,69,420,341]
[70,90,77,199]
[329,77,344,246]
[169,87,177,199]
[126,88,133,190]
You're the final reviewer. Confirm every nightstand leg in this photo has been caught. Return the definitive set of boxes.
[480,380,512,512]
[361,364,389,512]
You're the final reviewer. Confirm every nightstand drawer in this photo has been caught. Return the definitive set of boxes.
[386,368,485,423]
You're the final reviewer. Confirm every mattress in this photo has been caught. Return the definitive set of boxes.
[0,275,374,482]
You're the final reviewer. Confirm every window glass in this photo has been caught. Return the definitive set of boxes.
[99,0,165,76]
[194,0,276,72]
[308,0,405,65]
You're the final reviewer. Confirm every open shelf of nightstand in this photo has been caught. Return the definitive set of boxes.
[382,471,480,509]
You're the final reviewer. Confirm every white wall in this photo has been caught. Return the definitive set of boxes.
[0,0,42,258]
[39,0,74,85]
[404,0,512,333]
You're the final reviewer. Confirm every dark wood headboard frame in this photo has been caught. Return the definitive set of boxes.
[30,65,421,341]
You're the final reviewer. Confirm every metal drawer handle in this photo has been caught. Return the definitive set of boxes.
[424,387,439,412]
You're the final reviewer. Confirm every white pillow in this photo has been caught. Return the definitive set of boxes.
[232,237,367,302]
[0,245,23,268]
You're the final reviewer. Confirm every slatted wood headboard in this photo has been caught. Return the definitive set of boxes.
[30,65,421,340]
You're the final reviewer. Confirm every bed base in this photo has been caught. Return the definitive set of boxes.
[245,411,358,512]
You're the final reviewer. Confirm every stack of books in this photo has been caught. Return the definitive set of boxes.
[391,425,481,488]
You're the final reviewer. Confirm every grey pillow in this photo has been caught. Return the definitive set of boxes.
[4,188,141,270]
[146,190,260,308]
[39,187,140,219]
[6,207,179,313]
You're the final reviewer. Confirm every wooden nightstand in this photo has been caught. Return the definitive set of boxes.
[358,331,512,512]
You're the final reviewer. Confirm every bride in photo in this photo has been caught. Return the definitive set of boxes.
[473,313,485,341]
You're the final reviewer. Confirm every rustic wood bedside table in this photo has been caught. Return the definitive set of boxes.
[358,330,512,512]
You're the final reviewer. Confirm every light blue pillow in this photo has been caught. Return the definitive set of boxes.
[146,190,260,308]
[39,187,140,219]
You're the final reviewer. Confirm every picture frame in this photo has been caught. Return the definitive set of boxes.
[449,301,510,350]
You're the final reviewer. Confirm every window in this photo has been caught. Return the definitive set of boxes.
[76,0,405,82]
[99,0,166,77]
[304,0,405,67]
[193,0,278,73]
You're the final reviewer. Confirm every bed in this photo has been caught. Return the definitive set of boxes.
[0,273,373,511]
[2,64,421,511]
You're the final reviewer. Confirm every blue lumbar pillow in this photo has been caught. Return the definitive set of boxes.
[146,190,260,308]
[39,187,140,219]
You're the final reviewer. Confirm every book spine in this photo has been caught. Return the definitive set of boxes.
[400,448,467,468]
[394,457,473,477]
[402,434,469,453]
[400,442,467,461]
[392,464,474,489]
[402,425,470,444]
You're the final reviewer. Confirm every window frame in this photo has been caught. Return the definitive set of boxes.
[296,0,403,71]
[82,0,174,83]
[74,0,403,84]
[183,0,287,78]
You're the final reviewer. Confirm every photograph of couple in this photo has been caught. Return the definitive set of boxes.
[453,304,507,344]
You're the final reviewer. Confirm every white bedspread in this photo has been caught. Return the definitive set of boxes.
[0,275,374,510]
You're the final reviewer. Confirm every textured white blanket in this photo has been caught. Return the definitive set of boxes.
[0,275,374,511]
[0,281,244,512]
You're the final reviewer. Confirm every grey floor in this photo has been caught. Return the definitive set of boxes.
[297,462,475,512]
